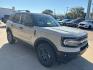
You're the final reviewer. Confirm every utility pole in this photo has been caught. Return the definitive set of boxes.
[54,9,56,19]
[66,7,69,14]
[65,7,69,18]
[85,0,92,20]
[92,3,93,19]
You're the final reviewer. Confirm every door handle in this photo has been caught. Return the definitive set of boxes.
[19,27,23,29]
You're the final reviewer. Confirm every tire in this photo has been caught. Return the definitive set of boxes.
[7,30,15,44]
[36,43,56,67]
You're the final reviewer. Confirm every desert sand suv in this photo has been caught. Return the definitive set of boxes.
[6,11,88,67]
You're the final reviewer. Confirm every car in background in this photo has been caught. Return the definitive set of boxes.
[59,19,71,26]
[78,20,93,29]
[2,15,10,23]
[65,18,85,27]
[57,20,63,25]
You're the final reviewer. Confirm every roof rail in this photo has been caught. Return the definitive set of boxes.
[17,10,30,13]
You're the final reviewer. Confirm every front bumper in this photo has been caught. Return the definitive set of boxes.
[56,43,88,63]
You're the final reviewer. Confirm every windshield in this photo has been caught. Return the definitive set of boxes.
[62,19,71,22]
[85,20,93,23]
[68,18,84,23]
[32,14,60,27]
[68,19,78,23]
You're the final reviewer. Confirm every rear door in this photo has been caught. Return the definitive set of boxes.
[8,13,23,39]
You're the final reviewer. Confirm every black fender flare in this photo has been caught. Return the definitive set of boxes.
[34,37,58,52]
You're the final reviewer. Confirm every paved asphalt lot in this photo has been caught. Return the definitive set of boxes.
[0,23,93,70]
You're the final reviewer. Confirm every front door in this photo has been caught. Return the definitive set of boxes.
[20,13,35,44]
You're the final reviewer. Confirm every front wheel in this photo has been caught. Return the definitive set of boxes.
[36,43,56,67]
[7,30,15,44]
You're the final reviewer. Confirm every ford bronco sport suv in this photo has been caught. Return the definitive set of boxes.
[6,11,88,67]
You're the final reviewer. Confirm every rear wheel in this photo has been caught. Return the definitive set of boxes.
[7,30,15,44]
[36,43,56,67]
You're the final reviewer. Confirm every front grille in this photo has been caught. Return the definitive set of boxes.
[77,35,87,41]
[62,35,88,48]
[78,35,88,45]
[75,35,88,48]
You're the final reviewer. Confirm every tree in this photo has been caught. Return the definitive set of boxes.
[42,9,53,15]
[65,7,85,19]
[65,12,73,19]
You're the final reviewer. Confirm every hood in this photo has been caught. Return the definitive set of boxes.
[80,22,89,24]
[66,22,72,24]
[43,26,87,37]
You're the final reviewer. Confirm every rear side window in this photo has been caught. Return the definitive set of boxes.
[9,13,21,23]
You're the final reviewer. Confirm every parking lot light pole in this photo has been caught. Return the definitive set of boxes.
[85,0,92,20]
[66,7,69,14]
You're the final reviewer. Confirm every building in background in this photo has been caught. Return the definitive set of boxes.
[0,7,16,19]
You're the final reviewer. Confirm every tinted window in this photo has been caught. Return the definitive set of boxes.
[62,19,71,23]
[69,18,84,23]
[32,14,60,27]
[77,19,84,22]
[86,21,93,23]
[21,13,33,26]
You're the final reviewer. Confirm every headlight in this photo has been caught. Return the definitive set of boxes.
[63,39,80,47]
